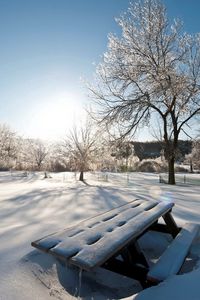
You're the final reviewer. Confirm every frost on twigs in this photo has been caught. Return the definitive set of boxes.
[89,0,200,184]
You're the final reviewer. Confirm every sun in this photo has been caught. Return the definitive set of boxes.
[27,93,85,140]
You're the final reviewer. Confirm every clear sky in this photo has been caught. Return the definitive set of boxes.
[0,0,200,141]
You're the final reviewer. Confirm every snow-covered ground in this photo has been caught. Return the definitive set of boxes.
[0,171,200,300]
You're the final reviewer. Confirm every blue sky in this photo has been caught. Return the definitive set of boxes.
[0,0,199,141]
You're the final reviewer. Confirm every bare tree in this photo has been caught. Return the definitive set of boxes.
[64,120,101,182]
[31,139,49,170]
[0,124,18,169]
[89,0,200,184]
[111,138,134,171]
[20,138,49,170]
[47,142,72,172]
[185,139,200,172]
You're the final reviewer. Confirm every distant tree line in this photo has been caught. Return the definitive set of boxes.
[1,123,199,181]
[132,140,192,162]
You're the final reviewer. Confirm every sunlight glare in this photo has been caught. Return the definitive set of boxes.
[148,185,162,200]
[27,92,85,140]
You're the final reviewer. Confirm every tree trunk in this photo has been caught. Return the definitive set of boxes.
[79,171,84,181]
[125,157,128,172]
[190,159,193,173]
[168,157,176,184]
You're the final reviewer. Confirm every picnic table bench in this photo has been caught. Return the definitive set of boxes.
[31,198,199,288]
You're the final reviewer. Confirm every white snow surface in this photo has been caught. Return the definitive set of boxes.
[0,171,200,300]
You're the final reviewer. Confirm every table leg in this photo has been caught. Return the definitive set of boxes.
[125,240,149,268]
[162,212,180,238]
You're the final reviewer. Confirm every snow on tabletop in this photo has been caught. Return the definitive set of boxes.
[32,199,173,270]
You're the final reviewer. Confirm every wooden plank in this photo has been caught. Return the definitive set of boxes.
[48,200,159,262]
[68,202,173,270]
[31,199,174,271]
[147,223,199,283]
[32,199,157,253]
[31,199,143,252]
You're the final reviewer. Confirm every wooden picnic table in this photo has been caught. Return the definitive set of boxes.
[32,198,199,288]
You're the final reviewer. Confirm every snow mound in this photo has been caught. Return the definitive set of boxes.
[23,250,141,299]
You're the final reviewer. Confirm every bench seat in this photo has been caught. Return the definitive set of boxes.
[147,222,199,283]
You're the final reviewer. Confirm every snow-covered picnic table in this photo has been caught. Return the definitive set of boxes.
[32,198,199,288]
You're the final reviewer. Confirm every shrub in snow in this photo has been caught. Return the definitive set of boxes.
[175,165,188,173]
[136,159,167,173]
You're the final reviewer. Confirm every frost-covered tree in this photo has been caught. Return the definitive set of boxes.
[47,142,72,172]
[20,139,49,170]
[63,120,101,182]
[90,0,200,184]
[0,124,18,169]
[30,139,49,170]
[185,140,200,172]
[111,139,134,171]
